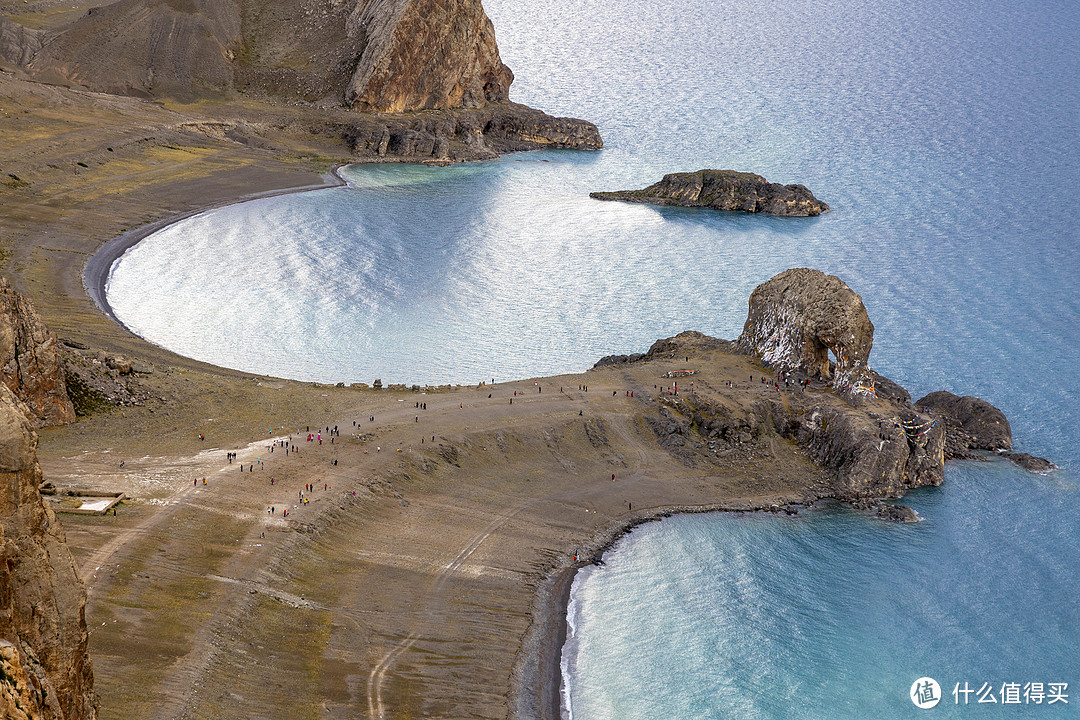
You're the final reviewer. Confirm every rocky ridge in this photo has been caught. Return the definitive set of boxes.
[0,16,40,69]
[0,384,95,719]
[0,277,75,428]
[15,0,509,111]
[590,169,829,216]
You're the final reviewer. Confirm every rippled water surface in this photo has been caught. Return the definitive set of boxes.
[105,0,1079,716]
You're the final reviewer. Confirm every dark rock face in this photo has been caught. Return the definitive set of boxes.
[590,169,829,216]
[915,391,1012,453]
[734,268,874,388]
[876,504,920,522]
[998,452,1056,473]
[0,384,96,719]
[480,108,603,151]
[792,403,944,499]
[0,277,75,428]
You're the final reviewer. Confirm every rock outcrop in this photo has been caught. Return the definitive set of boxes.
[734,268,874,387]
[0,384,96,719]
[618,328,944,501]
[344,0,512,112]
[340,103,602,161]
[914,391,1055,470]
[589,170,829,216]
[642,360,945,500]
[915,391,1011,454]
[0,277,75,428]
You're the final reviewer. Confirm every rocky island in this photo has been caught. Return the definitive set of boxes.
[591,169,829,216]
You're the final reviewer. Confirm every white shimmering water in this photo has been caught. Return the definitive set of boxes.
[104,0,1079,715]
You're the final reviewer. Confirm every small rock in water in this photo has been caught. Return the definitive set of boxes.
[876,504,920,523]
[998,451,1057,473]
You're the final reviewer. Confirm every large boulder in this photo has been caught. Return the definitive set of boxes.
[590,169,829,216]
[0,384,96,719]
[734,268,874,387]
[0,277,75,428]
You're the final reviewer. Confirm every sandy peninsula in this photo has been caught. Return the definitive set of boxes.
[3,70,886,720]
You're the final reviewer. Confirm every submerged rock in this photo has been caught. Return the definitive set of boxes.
[876,504,920,523]
[998,451,1056,473]
[590,169,829,216]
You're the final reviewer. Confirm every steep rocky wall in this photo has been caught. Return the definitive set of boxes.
[0,277,74,428]
[734,268,874,387]
[0,385,95,719]
[790,403,944,498]
[345,0,512,112]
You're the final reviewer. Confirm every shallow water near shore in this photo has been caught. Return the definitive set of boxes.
[103,0,1080,715]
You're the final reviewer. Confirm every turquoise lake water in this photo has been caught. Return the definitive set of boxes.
[104,0,1079,715]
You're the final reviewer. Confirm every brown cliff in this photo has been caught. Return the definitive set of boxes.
[11,0,599,153]
[23,0,511,112]
[345,0,512,112]
[0,384,96,719]
[0,277,75,428]
[590,170,829,216]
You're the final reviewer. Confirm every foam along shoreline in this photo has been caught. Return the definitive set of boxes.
[83,168,346,333]
[525,502,808,720]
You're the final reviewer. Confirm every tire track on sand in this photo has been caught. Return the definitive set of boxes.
[367,502,532,720]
